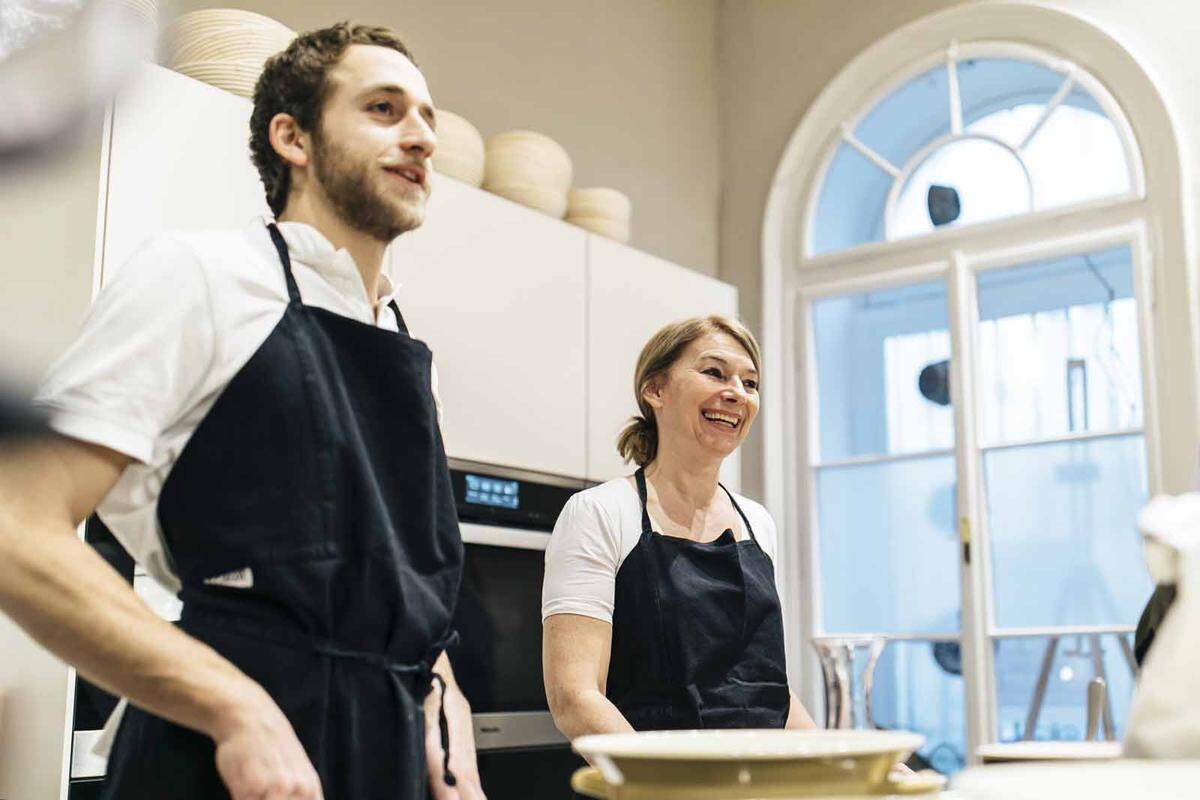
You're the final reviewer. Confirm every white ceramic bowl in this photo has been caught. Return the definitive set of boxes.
[432,109,485,186]
[571,729,939,799]
[486,182,569,218]
[165,9,294,70]
[566,214,631,243]
[111,0,157,26]
[976,741,1123,763]
[172,60,266,99]
[484,130,573,191]
[568,187,631,221]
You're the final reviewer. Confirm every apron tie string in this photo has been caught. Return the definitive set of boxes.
[179,609,462,788]
[429,672,457,787]
[314,635,460,789]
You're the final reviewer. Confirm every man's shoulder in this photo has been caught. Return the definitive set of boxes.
[164,222,269,269]
[139,222,281,298]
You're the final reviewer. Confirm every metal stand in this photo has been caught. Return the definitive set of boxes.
[1022,633,1131,741]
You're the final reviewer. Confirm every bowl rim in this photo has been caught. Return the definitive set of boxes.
[975,740,1124,761]
[572,728,926,762]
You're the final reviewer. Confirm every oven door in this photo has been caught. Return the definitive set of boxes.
[450,522,566,750]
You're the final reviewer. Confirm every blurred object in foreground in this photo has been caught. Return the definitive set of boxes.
[0,391,47,441]
[953,761,1200,799]
[1124,493,1200,757]
[0,0,155,162]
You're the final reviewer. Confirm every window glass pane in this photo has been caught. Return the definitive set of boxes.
[1021,105,1130,207]
[812,141,892,255]
[985,433,1151,630]
[975,246,1142,445]
[884,329,953,453]
[871,640,967,773]
[892,136,1032,239]
[817,455,959,634]
[854,66,949,171]
[892,104,1129,240]
[994,633,1137,742]
[957,58,1070,128]
[813,281,951,461]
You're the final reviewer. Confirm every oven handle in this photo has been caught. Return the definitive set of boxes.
[459,522,550,551]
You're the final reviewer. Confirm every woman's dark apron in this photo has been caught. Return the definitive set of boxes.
[604,468,790,731]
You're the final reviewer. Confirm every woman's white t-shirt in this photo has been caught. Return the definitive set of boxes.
[541,476,781,624]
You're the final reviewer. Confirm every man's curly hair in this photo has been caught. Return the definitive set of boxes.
[249,22,417,217]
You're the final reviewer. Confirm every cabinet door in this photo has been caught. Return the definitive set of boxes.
[586,236,741,488]
[101,64,269,285]
[388,176,588,478]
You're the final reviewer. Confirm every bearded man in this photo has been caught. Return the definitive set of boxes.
[0,21,485,800]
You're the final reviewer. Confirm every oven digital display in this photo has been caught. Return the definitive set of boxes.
[464,474,519,509]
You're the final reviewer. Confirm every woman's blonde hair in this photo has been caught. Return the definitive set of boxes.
[617,315,762,467]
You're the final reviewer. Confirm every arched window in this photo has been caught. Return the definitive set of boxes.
[761,5,1197,776]
[812,43,1140,255]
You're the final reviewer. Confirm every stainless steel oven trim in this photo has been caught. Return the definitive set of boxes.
[472,711,566,750]
[71,729,108,779]
[448,458,589,491]
[459,522,550,551]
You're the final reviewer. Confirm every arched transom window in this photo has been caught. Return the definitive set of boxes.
[810,43,1141,255]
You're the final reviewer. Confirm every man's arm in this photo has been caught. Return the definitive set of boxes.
[0,434,322,800]
[425,651,487,800]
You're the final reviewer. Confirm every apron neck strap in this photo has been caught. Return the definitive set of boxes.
[388,300,411,335]
[268,223,412,336]
[634,467,654,534]
[266,222,302,304]
[636,466,759,542]
[718,483,758,544]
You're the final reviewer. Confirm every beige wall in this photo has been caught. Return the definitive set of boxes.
[0,127,104,395]
[0,139,98,796]
[716,0,964,497]
[718,0,1200,498]
[170,0,722,275]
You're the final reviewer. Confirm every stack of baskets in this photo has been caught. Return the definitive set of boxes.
[483,130,573,218]
[431,110,485,187]
[163,9,295,99]
[110,0,158,27]
[566,188,631,243]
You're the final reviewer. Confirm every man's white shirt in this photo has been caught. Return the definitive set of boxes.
[36,218,440,592]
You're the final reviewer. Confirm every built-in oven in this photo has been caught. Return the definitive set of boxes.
[445,458,585,752]
[69,516,182,799]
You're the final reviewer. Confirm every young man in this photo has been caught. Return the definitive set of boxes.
[0,22,485,800]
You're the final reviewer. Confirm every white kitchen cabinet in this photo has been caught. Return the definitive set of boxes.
[586,235,741,488]
[388,176,588,478]
[100,64,268,285]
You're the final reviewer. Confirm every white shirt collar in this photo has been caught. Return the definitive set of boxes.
[268,219,400,312]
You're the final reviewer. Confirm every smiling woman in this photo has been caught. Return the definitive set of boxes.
[541,315,816,745]
[616,315,761,471]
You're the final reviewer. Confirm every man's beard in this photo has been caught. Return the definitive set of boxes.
[310,129,425,242]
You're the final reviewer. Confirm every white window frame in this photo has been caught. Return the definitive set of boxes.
[797,216,1157,764]
[761,3,1199,768]
[818,39,1144,250]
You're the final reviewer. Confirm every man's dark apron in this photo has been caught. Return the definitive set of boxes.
[604,468,790,730]
[101,223,463,799]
